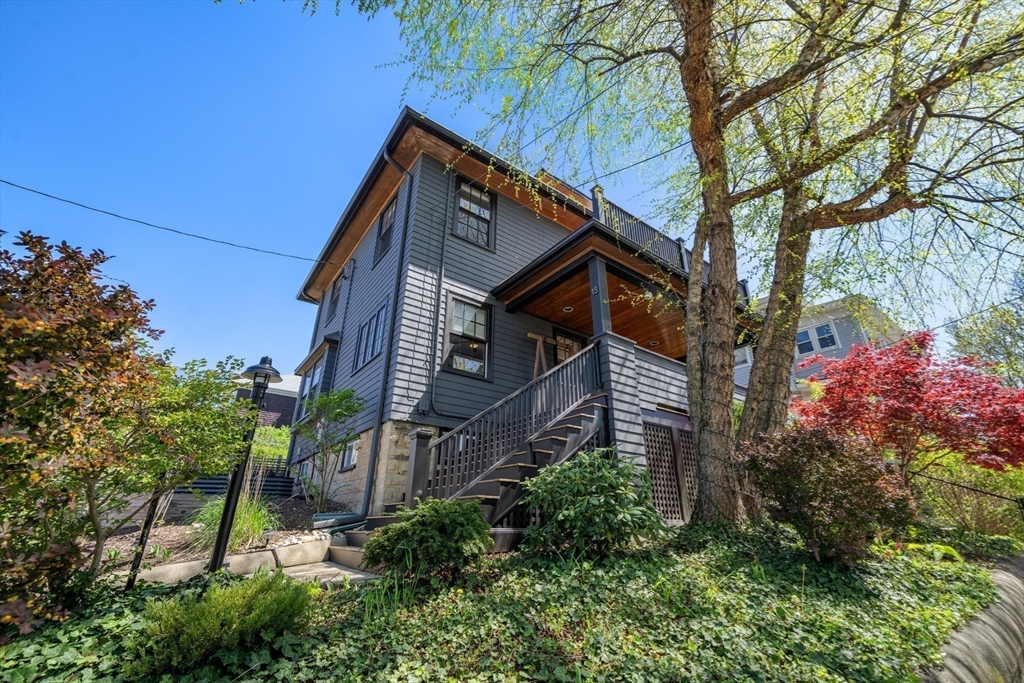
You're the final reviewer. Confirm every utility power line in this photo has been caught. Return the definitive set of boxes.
[0,179,339,266]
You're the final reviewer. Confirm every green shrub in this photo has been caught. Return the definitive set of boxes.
[746,428,917,565]
[913,453,1024,541]
[189,491,281,552]
[362,498,492,581]
[125,570,314,677]
[907,523,1023,560]
[521,448,666,559]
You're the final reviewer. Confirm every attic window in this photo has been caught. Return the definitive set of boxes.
[454,181,493,248]
[375,198,397,264]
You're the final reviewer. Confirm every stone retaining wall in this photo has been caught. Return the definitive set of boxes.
[923,555,1024,683]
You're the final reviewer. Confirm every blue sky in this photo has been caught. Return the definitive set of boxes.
[0,0,665,374]
[1,0,613,374]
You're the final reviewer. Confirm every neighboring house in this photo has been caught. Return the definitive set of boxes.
[236,373,301,428]
[733,296,904,396]
[288,108,754,525]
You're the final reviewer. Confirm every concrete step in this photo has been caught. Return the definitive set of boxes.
[364,515,401,531]
[344,530,373,547]
[328,545,371,571]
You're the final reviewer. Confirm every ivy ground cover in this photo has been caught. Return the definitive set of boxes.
[1,524,999,682]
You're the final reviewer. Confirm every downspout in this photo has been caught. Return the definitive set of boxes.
[428,168,460,418]
[350,150,414,520]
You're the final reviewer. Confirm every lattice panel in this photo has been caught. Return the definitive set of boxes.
[643,423,685,520]
[677,428,698,516]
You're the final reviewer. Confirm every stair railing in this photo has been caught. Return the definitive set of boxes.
[423,342,601,500]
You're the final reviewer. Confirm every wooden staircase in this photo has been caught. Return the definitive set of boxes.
[328,390,607,571]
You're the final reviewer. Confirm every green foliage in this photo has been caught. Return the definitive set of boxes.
[747,428,917,565]
[292,388,366,513]
[1,525,1001,682]
[362,498,492,581]
[913,452,1024,542]
[906,523,1023,560]
[189,491,281,552]
[124,570,314,678]
[0,572,237,681]
[521,448,667,559]
[251,425,291,463]
[951,273,1024,388]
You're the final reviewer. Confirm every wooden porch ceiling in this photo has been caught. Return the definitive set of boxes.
[493,222,760,362]
[522,268,689,359]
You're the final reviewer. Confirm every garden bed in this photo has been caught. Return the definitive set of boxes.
[98,497,347,572]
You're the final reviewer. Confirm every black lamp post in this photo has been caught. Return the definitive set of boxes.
[208,356,282,573]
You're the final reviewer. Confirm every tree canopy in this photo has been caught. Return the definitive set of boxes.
[302,0,1023,522]
[794,331,1024,480]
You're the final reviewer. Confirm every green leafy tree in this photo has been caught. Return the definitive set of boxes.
[951,275,1024,388]
[301,0,1023,523]
[292,388,366,513]
[1,232,159,633]
[78,355,254,575]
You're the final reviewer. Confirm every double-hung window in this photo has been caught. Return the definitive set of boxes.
[796,322,840,356]
[447,299,489,377]
[353,302,388,371]
[375,198,397,263]
[734,346,751,366]
[297,354,327,420]
[454,180,493,248]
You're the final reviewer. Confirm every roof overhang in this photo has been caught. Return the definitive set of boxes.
[493,220,759,361]
[297,108,594,303]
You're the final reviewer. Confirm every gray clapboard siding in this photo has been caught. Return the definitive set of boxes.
[634,347,689,413]
[309,176,412,435]
[793,315,861,382]
[385,154,576,425]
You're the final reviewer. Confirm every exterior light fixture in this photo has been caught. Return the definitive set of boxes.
[563,306,574,312]
[208,356,281,573]
[643,290,654,301]
[650,341,660,346]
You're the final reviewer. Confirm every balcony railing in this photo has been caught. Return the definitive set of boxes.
[424,343,601,500]
[601,199,750,307]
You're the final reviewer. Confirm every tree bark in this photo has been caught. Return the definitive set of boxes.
[85,477,106,577]
[736,187,813,445]
[674,0,747,523]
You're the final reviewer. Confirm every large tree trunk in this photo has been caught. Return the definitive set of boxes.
[675,0,748,524]
[736,187,812,445]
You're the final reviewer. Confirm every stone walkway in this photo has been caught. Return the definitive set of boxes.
[281,561,379,584]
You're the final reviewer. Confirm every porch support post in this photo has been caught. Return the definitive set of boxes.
[588,257,613,337]
[405,428,433,509]
[592,333,646,465]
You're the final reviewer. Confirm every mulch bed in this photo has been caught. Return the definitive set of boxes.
[100,496,350,572]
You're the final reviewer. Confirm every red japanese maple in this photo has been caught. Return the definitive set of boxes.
[792,331,1024,480]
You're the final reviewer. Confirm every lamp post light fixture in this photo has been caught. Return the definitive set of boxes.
[208,356,282,573]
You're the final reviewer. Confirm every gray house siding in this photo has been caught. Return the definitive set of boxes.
[793,314,862,382]
[385,154,575,426]
[635,348,689,414]
[305,173,413,436]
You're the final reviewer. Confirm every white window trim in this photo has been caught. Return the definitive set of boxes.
[340,440,358,471]
[734,346,751,366]
[795,319,842,356]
